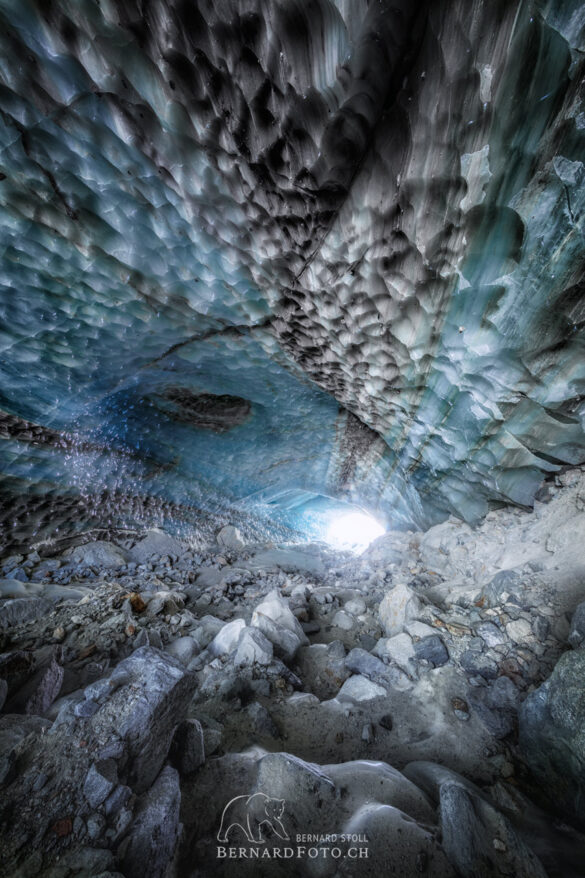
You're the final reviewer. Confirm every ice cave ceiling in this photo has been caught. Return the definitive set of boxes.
[1,0,585,546]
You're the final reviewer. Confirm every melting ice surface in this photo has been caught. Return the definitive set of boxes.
[325,510,385,551]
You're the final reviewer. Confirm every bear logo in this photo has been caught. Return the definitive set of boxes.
[217,792,289,844]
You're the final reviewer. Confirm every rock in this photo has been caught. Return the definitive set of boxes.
[378,713,393,730]
[440,781,548,878]
[67,541,129,568]
[234,626,273,667]
[519,648,585,825]
[346,647,411,690]
[506,618,533,643]
[460,650,498,680]
[170,719,205,774]
[0,597,52,630]
[568,601,585,648]
[404,620,437,639]
[336,674,388,702]
[413,634,449,667]
[251,590,308,661]
[216,525,245,551]
[166,636,199,666]
[72,647,196,794]
[0,678,7,711]
[467,676,518,739]
[378,583,422,636]
[246,702,279,737]
[373,633,415,672]
[481,570,522,607]
[119,765,181,878]
[130,529,185,562]
[332,609,355,630]
[345,597,366,615]
[84,759,118,809]
[22,656,64,715]
[476,621,507,647]
[296,641,350,699]
[208,618,246,656]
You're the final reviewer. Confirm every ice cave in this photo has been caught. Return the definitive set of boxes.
[1,1,585,876]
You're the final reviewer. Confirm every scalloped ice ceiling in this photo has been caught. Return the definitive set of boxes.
[2,0,585,548]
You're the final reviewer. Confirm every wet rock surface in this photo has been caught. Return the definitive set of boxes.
[3,471,585,876]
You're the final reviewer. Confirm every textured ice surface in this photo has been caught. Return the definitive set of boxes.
[1,1,585,546]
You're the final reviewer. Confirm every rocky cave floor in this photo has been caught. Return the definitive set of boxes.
[2,473,585,877]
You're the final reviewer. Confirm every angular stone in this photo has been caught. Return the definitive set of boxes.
[130,529,185,562]
[67,541,129,568]
[119,765,181,878]
[378,583,422,636]
[251,590,308,661]
[374,633,415,671]
[460,650,498,680]
[166,636,199,666]
[413,634,449,667]
[332,609,355,630]
[467,676,518,739]
[208,618,246,656]
[216,525,245,551]
[82,647,196,794]
[337,675,388,702]
[84,759,118,809]
[0,597,52,630]
[476,621,508,647]
[234,626,273,667]
[344,597,366,616]
[346,647,411,690]
[506,618,533,643]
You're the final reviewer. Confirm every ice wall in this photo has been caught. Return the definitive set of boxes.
[1,0,585,546]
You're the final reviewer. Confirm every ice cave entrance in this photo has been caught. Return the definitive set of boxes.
[325,509,385,551]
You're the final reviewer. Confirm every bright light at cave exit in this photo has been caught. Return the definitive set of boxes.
[326,511,385,551]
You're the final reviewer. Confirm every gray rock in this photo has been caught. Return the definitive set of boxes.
[130,529,185,563]
[118,765,181,878]
[475,621,507,647]
[296,641,350,699]
[413,634,449,667]
[67,541,129,568]
[17,656,64,716]
[166,636,199,666]
[482,570,522,607]
[336,674,388,702]
[440,781,548,878]
[0,678,7,711]
[251,590,308,661]
[519,648,585,825]
[77,647,196,794]
[104,784,133,817]
[332,609,355,630]
[216,525,245,551]
[0,597,52,630]
[345,647,411,690]
[568,601,585,648]
[460,650,498,680]
[208,618,246,656]
[84,759,118,809]
[378,583,422,636]
[234,626,273,666]
[170,718,205,774]
[467,676,518,739]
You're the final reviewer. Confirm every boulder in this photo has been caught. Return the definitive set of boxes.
[336,675,388,702]
[130,529,185,562]
[67,541,129,568]
[216,525,245,551]
[413,634,449,668]
[519,648,585,825]
[70,647,196,794]
[118,765,181,878]
[378,583,422,636]
[208,618,246,657]
[0,597,52,630]
[251,590,308,661]
[440,781,548,878]
[234,627,273,667]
